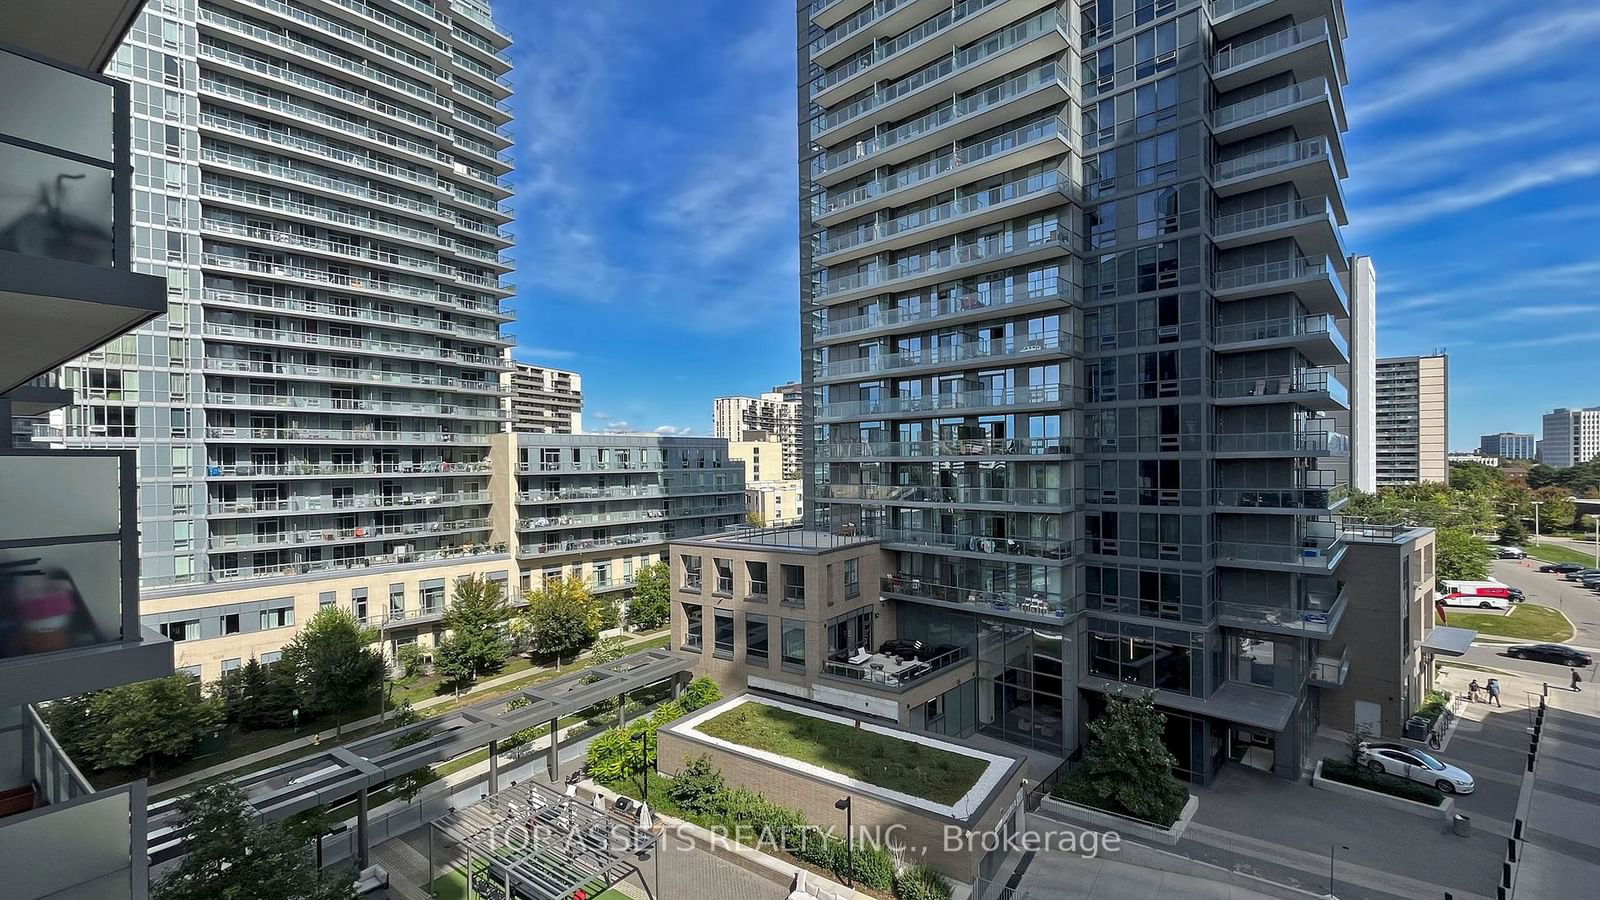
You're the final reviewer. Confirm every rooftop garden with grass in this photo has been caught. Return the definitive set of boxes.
[692,701,989,806]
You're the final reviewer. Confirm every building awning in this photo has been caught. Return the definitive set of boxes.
[1420,626,1477,657]
[1078,676,1298,732]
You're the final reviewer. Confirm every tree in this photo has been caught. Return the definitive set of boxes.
[439,574,512,678]
[431,634,478,694]
[1449,462,1505,494]
[396,643,427,680]
[152,784,354,900]
[280,607,384,736]
[1498,516,1530,547]
[388,727,438,803]
[213,659,299,731]
[588,635,629,667]
[1532,487,1577,533]
[1065,692,1188,826]
[746,509,767,527]
[1435,527,1491,581]
[629,561,671,630]
[43,675,224,779]
[521,576,600,661]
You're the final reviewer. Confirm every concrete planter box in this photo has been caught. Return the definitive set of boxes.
[1311,760,1456,821]
[1038,793,1198,846]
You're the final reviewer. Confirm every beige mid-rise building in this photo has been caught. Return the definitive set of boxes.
[713,390,802,479]
[745,480,804,527]
[1375,355,1449,485]
[508,362,583,434]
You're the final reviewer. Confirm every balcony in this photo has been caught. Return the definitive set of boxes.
[1212,429,1349,457]
[1214,255,1349,317]
[1212,195,1347,259]
[240,0,449,83]
[201,358,508,395]
[200,147,447,223]
[1218,585,1348,638]
[811,7,1069,137]
[1214,78,1346,149]
[202,392,508,421]
[1213,368,1348,411]
[811,0,966,69]
[821,644,971,692]
[209,491,491,516]
[815,330,1073,382]
[195,113,444,194]
[201,288,507,342]
[877,527,1072,561]
[199,77,446,165]
[822,482,1070,508]
[817,383,1071,421]
[200,322,509,369]
[518,531,668,559]
[811,64,1072,186]
[1212,484,1350,514]
[880,573,1068,618]
[815,436,1069,461]
[207,518,490,552]
[518,509,667,531]
[815,282,1069,344]
[144,542,510,589]
[0,46,165,395]
[1213,313,1348,367]
[815,230,1072,304]
[516,459,670,475]
[519,484,667,503]
[1213,17,1343,93]
[815,169,1075,262]
[810,0,867,31]
[203,425,495,445]
[199,182,446,253]
[203,460,493,479]
[1309,646,1351,687]
[1211,0,1349,45]
[0,451,172,707]
[200,216,454,283]
[1214,137,1348,211]
[1215,528,1346,574]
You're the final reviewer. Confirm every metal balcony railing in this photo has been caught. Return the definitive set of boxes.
[880,574,1068,617]
[815,279,1067,339]
[817,383,1069,419]
[817,169,1073,256]
[1213,17,1330,73]
[822,645,971,691]
[816,230,1071,299]
[1213,196,1336,237]
[822,483,1070,506]
[815,436,1069,459]
[1213,368,1348,405]
[201,358,507,394]
[816,331,1073,378]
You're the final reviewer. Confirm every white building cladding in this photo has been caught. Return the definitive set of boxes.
[1540,408,1600,468]
[43,0,516,595]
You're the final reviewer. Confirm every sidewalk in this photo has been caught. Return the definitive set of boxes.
[154,629,667,795]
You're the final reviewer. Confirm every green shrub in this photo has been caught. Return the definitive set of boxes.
[665,755,726,815]
[1320,759,1445,806]
[680,676,722,712]
[1415,689,1453,724]
[850,840,897,892]
[1052,692,1188,827]
[894,863,953,900]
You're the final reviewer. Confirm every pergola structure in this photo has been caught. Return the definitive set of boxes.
[429,779,656,900]
[147,648,692,868]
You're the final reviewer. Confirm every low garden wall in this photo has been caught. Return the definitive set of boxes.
[1311,760,1455,821]
[1036,794,1198,846]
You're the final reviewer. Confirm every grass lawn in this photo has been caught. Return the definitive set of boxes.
[1528,542,1600,567]
[694,702,987,805]
[1443,603,1574,642]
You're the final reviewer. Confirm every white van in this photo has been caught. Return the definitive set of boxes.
[1439,592,1512,611]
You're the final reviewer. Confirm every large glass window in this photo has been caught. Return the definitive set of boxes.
[746,614,769,665]
[714,558,733,595]
[781,619,806,669]
[782,565,806,604]
[681,554,702,591]
[746,561,769,598]
[843,557,859,598]
[714,610,734,655]
[682,603,702,651]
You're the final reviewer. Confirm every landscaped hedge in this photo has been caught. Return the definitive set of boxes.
[1320,758,1446,806]
[1414,690,1452,725]
[584,676,721,781]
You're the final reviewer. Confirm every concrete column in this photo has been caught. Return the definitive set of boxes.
[618,691,629,727]
[672,676,683,699]
[547,718,561,782]
[356,786,370,870]
[488,739,500,795]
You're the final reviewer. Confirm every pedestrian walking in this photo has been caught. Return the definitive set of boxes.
[1573,669,1584,692]
[1487,678,1502,707]
[1468,678,1482,702]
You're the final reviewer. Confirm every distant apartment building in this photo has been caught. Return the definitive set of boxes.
[1448,452,1500,468]
[1479,432,1534,461]
[746,480,804,527]
[1539,408,1600,468]
[1375,355,1449,485]
[509,362,582,433]
[713,389,801,479]
[725,431,785,483]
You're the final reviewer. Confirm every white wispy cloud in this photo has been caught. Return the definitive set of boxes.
[1508,330,1600,349]
[1354,149,1600,232]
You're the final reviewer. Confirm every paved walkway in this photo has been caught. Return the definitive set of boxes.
[155,629,666,794]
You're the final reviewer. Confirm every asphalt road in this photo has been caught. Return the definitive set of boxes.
[1488,558,1600,645]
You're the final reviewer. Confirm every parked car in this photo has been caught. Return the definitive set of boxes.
[1564,569,1600,582]
[1356,743,1475,794]
[1506,644,1593,667]
[1539,562,1584,574]
[1438,593,1512,610]
[1496,546,1527,559]
[1508,586,1526,602]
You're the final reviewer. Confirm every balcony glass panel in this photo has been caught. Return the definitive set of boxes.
[1215,137,1332,182]
[1214,78,1330,128]
[1213,197,1335,237]
[1213,18,1330,72]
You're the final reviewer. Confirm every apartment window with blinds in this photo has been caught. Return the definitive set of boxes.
[260,604,294,630]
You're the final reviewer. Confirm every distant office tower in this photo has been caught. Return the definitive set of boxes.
[1375,355,1449,485]
[1478,432,1534,461]
[799,0,1355,783]
[38,0,518,674]
[713,390,802,479]
[1540,408,1600,468]
[1338,256,1377,492]
[509,362,583,433]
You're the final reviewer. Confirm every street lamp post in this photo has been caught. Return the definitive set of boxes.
[1328,843,1349,897]
[1532,501,1543,545]
[1591,515,1599,568]
[835,797,853,886]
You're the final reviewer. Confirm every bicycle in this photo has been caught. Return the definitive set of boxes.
[1427,707,1454,750]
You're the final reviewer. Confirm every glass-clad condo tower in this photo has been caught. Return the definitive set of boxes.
[42,0,515,654]
[799,0,1352,781]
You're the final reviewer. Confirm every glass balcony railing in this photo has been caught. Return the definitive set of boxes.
[203,460,493,477]
[1213,17,1330,73]
[247,0,447,78]
[519,509,668,530]
[818,383,1069,419]
[877,527,1073,560]
[199,45,447,137]
[812,116,1069,220]
[203,425,495,444]
[817,330,1072,378]
[1213,313,1348,357]
[1213,368,1348,406]
[822,483,1070,506]
[1215,78,1332,129]
[519,484,666,502]
[881,573,1069,616]
[210,491,490,515]
[1214,137,1334,183]
[517,458,673,474]
[1212,430,1350,454]
[815,436,1069,459]
[202,392,506,420]
[812,64,1070,178]
[199,148,444,220]
[145,543,509,588]
[1214,256,1338,293]
[519,532,667,557]
[200,322,507,368]
[1213,196,1336,238]
[202,288,504,340]
[822,644,971,691]
[207,518,491,551]
[815,229,1071,299]
[1218,586,1346,637]
[201,358,507,394]
[810,0,908,58]
[816,279,1068,338]
[1212,484,1349,510]
[817,169,1073,256]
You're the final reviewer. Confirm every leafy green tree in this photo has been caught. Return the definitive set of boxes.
[588,634,629,667]
[1532,487,1577,532]
[521,576,600,661]
[439,574,512,678]
[213,659,299,731]
[280,607,384,736]
[431,633,478,694]
[1449,462,1505,494]
[1498,517,1530,546]
[152,784,354,900]
[395,643,427,680]
[628,561,671,630]
[47,675,224,779]
[1059,691,1187,826]
[596,592,622,631]
[746,509,767,527]
[1436,527,1491,581]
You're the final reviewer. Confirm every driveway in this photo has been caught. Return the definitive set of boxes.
[1488,559,1600,646]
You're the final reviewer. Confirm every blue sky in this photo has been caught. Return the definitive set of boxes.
[493,0,1600,447]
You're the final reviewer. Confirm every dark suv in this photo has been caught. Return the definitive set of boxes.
[1507,644,1593,667]
[1539,562,1584,574]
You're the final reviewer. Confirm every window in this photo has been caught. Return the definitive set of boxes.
[714,610,735,656]
[781,619,806,669]
[682,554,703,591]
[682,603,703,650]
[352,588,368,623]
[714,558,734,595]
[220,613,241,635]
[390,583,405,619]
[220,658,242,673]
[844,558,860,598]
[746,614,769,665]
[260,605,294,630]
[746,561,769,599]
[259,651,282,666]
[319,591,336,609]
[421,584,445,615]
[782,565,806,604]
[160,619,199,641]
